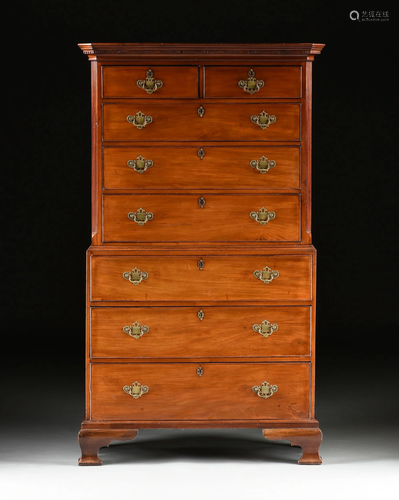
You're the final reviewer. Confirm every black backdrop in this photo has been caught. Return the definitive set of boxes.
[2,2,398,391]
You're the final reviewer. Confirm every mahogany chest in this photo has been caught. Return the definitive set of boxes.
[78,43,324,465]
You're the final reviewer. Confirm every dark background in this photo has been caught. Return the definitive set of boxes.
[1,1,397,436]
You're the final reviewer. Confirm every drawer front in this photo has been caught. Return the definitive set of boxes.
[103,103,300,142]
[91,306,311,358]
[90,255,312,302]
[205,66,302,98]
[91,362,310,420]
[103,146,300,190]
[102,66,199,98]
[103,194,300,243]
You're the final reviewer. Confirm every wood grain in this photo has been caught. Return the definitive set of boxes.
[90,306,311,358]
[90,362,310,420]
[102,194,300,243]
[102,65,199,98]
[262,427,322,465]
[204,66,301,98]
[90,254,312,302]
[103,145,300,191]
[102,102,301,142]
[78,429,138,465]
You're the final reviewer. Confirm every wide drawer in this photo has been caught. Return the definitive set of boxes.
[102,65,199,98]
[91,306,311,358]
[103,194,300,243]
[205,66,302,98]
[90,255,312,302]
[103,146,300,190]
[102,103,301,142]
[90,362,310,420]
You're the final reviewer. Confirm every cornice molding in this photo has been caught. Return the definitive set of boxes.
[78,43,324,61]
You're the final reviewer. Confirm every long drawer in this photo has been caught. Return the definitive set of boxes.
[90,255,312,302]
[90,306,311,358]
[103,194,300,243]
[90,362,310,420]
[103,146,300,190]
[102,102,301,142]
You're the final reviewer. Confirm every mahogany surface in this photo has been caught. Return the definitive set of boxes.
[90,254,312,302]
[90,306,311,358]
[103,193,300,243]
[78,429,138,466]
[90,362,310,421]
[204,66,302,98]
[262,428,322,465]
[103,145,301,191]
[102,102,301,142]
[102,65,199,98]
[78,42,323,466]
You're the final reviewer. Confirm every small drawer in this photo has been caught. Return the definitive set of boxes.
[102,66,199,98]
[205,66,302,98]
[90,362,310,420]
[103,146,300,190]
[90,254,312,302]
[91,306,311,358]
[102,194,300,243]
[102,102,301,142]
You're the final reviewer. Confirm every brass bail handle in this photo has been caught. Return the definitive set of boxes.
[252,319,278,338]
[136,68,163,94]
[253,265,279,284]
[250,156,276,174]
[250,207,276,225]
[123,321,149,339]
[238,68,265,94]
[252,381,278,399]
[250,111,276,130]
[127,111,153,130]
[122,267,149,286]
[127,208,154,226]
[127,155,154,174]
[123,381,149,399]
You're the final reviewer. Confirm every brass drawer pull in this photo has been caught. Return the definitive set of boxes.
[136,68,163,94]
[198,196,206,208]
[238,68,264,94]
[252,381,278,399]
[198,105,205,118]
[128,208,154,226]
[123,321,149,339]
[250,207,276,225]
[250,156,276,174]
[197,366,204,377]
[197,309,205,321]
[123,267,149,286]
[198,147,205,160]
[127,111,153,130]
[252,320,278,338]
[123,381,149,399]
[127,155,153,174]
[253,265,279,284]
[250,111,276,130]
